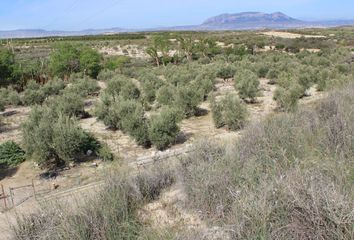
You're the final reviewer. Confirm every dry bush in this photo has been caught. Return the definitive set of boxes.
[181,84,354,239]
[13,165,175,240]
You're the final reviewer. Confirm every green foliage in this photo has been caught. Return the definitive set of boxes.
[0,141,26,167]
[274,83,304,112]
[97,69,115,81]
[98,143,114,161]
[64,77,100,97]
[105,76,140,100]
[49,43,102,78]
[0,87,22,108]
[234,69,260,102]
[139,72,164,103]
[211,94,248,131]
[22,79,65,105]
[45,91,85,118]
[148,108,181,150]
[80,47,102,78]
[216,64,236,80]
[104,55,130,71]
[22,106,98,166]
[0,48,19,87]
[49,43,81,78]
[174,84,203,117]
[156,85,175,106]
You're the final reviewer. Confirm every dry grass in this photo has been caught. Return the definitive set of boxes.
[181,84,354,239]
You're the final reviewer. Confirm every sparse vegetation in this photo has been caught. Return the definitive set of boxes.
[0,141,25,167]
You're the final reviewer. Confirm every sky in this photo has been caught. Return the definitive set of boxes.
[1,0,354,31]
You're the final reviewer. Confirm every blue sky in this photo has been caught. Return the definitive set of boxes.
[1,0,354,30]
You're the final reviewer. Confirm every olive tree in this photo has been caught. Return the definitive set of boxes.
[234,69,260,103]
[148,108,181,150]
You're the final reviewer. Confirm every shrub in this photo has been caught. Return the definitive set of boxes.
[98,143,114,161]
[234,69,260,102]
[174,84,203,117]
[97,69,115,81]
[0,48,19,87]
[216,64,236,80]
[22,106,98,166]
[41,78,65,96]
[118,100,150,147]
[148,108,181,150]
[210,96,225,128]
[222,94,248,131]
[274,83,303,112]
[181,85,354,239]
[6,88,21,106]
[105,76,140,100]
[0,141,25,167]
[49,43,81,78]
[80,47,102,78]
[22,79,65,106]
[139,72,164,103]
[22,85,46,105]
[104,55,130,71]
[46,92,85,118]
[211,94,248,130]
[156,85,176,106]
[13,166,175,239]
[67,77,100,97]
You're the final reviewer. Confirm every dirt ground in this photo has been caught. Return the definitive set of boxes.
[0,76,326,239]
[262,31,326,39]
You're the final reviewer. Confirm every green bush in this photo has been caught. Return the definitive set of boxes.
[174,84,203,117]
[211,92,249,131]
[104,55,130,71]
[22,106,98,166]
[80,47,102,78]
[46,92,85,118]
[139,72,164,103]
[22,79,65,106]
[0,48,19,87]
[148,108,181,150]
[216,64,236,80]
[234,69,260,102]
[210,96,225,128]
[69,78,100,97]
[156,85,176,106]
[49,43,102,79]
[97,69,115,81]
[274,83,303,112]
[98,143,114,161]
[49,43,81,78]
[0,141,26,167]
[105,76,140,100]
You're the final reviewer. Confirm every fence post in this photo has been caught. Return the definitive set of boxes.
[9,187,14,208]
[1,184,7,210]
[32,179,36,200]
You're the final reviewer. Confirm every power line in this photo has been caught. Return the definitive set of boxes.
[73,0,122,29]
[42,0,81,30]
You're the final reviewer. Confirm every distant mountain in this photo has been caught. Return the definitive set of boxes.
[1,12,354,39]
[201,12,304,29]
[0,28,128,39]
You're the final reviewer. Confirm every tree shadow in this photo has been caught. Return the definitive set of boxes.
[195,107,209,117]
[0,165,19,181]
[175,132,193,145]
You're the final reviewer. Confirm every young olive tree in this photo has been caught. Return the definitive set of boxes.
[234,69,260,103]
[148,108,181,150]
